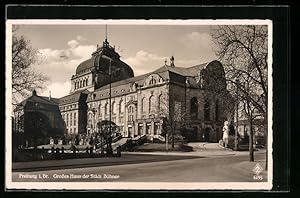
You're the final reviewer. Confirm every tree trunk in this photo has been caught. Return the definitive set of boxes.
[264,113,268,170]
[172,122,175,148]
[249,117,254,162]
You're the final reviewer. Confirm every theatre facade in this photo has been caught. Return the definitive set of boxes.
[58,38,233,142]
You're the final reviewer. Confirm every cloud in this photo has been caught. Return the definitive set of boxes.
[67,40,79,48]
[123,50,207,76]
[123,50,168,76]
[179,32,217,62]
[76,35,86,42]
[40,81,71,98]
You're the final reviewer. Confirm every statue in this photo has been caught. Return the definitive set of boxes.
[222,120,229,148]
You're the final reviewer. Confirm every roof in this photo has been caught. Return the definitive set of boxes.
[153,62,208,77]
[19,95,59,107]
[59,89,89,105]
[94,62,208,91]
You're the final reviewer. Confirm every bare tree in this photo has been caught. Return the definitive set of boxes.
[12,28,48,105]
[211,25,268,167]
[160,87,188,148]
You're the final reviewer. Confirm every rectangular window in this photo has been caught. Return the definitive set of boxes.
[138,124,143,135]
[154,123,160,135]
[74,112,76,126]
[66,114,69,126]
[70,113,73,126]
[119,116,124,124]
[146,124,151,135]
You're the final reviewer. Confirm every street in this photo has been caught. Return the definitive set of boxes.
[12,152,267,182]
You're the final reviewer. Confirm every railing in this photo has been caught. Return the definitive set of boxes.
[153,134,165,142]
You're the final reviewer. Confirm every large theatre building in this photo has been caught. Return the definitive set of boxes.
[59,38,233,142]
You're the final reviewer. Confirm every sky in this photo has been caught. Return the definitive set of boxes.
[14,23,218,98]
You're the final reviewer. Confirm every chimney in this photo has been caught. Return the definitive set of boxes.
[49,90,51,101]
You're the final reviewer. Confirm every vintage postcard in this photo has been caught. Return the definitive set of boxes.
[5,19,273,190]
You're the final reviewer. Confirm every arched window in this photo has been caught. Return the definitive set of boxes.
[190,97,198,119]
[215,99,219,121]
[119,100,124,113]
[86,79,88,86]
[105,103,109,115]
[149,95,155,112]
[141,98,145,113]
[111,101,116,114]
[74,82,77,89]
[80,80,82,88]
[158,94,162,111]
[98,104,101,117]
[204,99,210,121]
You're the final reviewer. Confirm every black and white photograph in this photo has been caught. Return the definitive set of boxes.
[5,20,272,190]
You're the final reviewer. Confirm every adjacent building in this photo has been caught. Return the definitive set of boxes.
[13,90,64,146]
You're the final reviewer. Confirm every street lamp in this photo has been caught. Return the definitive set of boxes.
[101,54,113,155]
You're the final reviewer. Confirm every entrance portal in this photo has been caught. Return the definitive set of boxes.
[204,127,211,142]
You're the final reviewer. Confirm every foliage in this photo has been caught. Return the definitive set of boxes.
[12,28,48,105]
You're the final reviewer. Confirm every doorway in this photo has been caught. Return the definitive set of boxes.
[204,127,211,142]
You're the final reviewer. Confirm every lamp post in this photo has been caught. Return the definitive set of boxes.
[101,54,113,155]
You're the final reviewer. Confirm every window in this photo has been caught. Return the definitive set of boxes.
[86,79,88,86]
[138,124,143,135]
[119,100,124,113]
[112,101,116,114]
[141,98,145,113]
[128,106,135,122]
[149,78,156,85]
[70,113,73,126]
[74,112,76,126]
[191,97,198,119]
[146,124,151,135]
[154,123,160,135]
[119,116,124,123]
[98,104,101,117]
[80,81,82,88]
[105,103,109,115]
[158,95,162,111]
[149,95,155,112]
[66,114,69,126]
[204,99,210,121]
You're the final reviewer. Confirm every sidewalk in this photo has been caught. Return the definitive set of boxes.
[123,142,266,157]
[12,153,200,172]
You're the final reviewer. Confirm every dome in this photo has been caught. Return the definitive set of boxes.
[75,39,134,77]
[75,56,97,74]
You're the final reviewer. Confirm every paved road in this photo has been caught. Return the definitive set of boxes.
[12,152,267,182]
